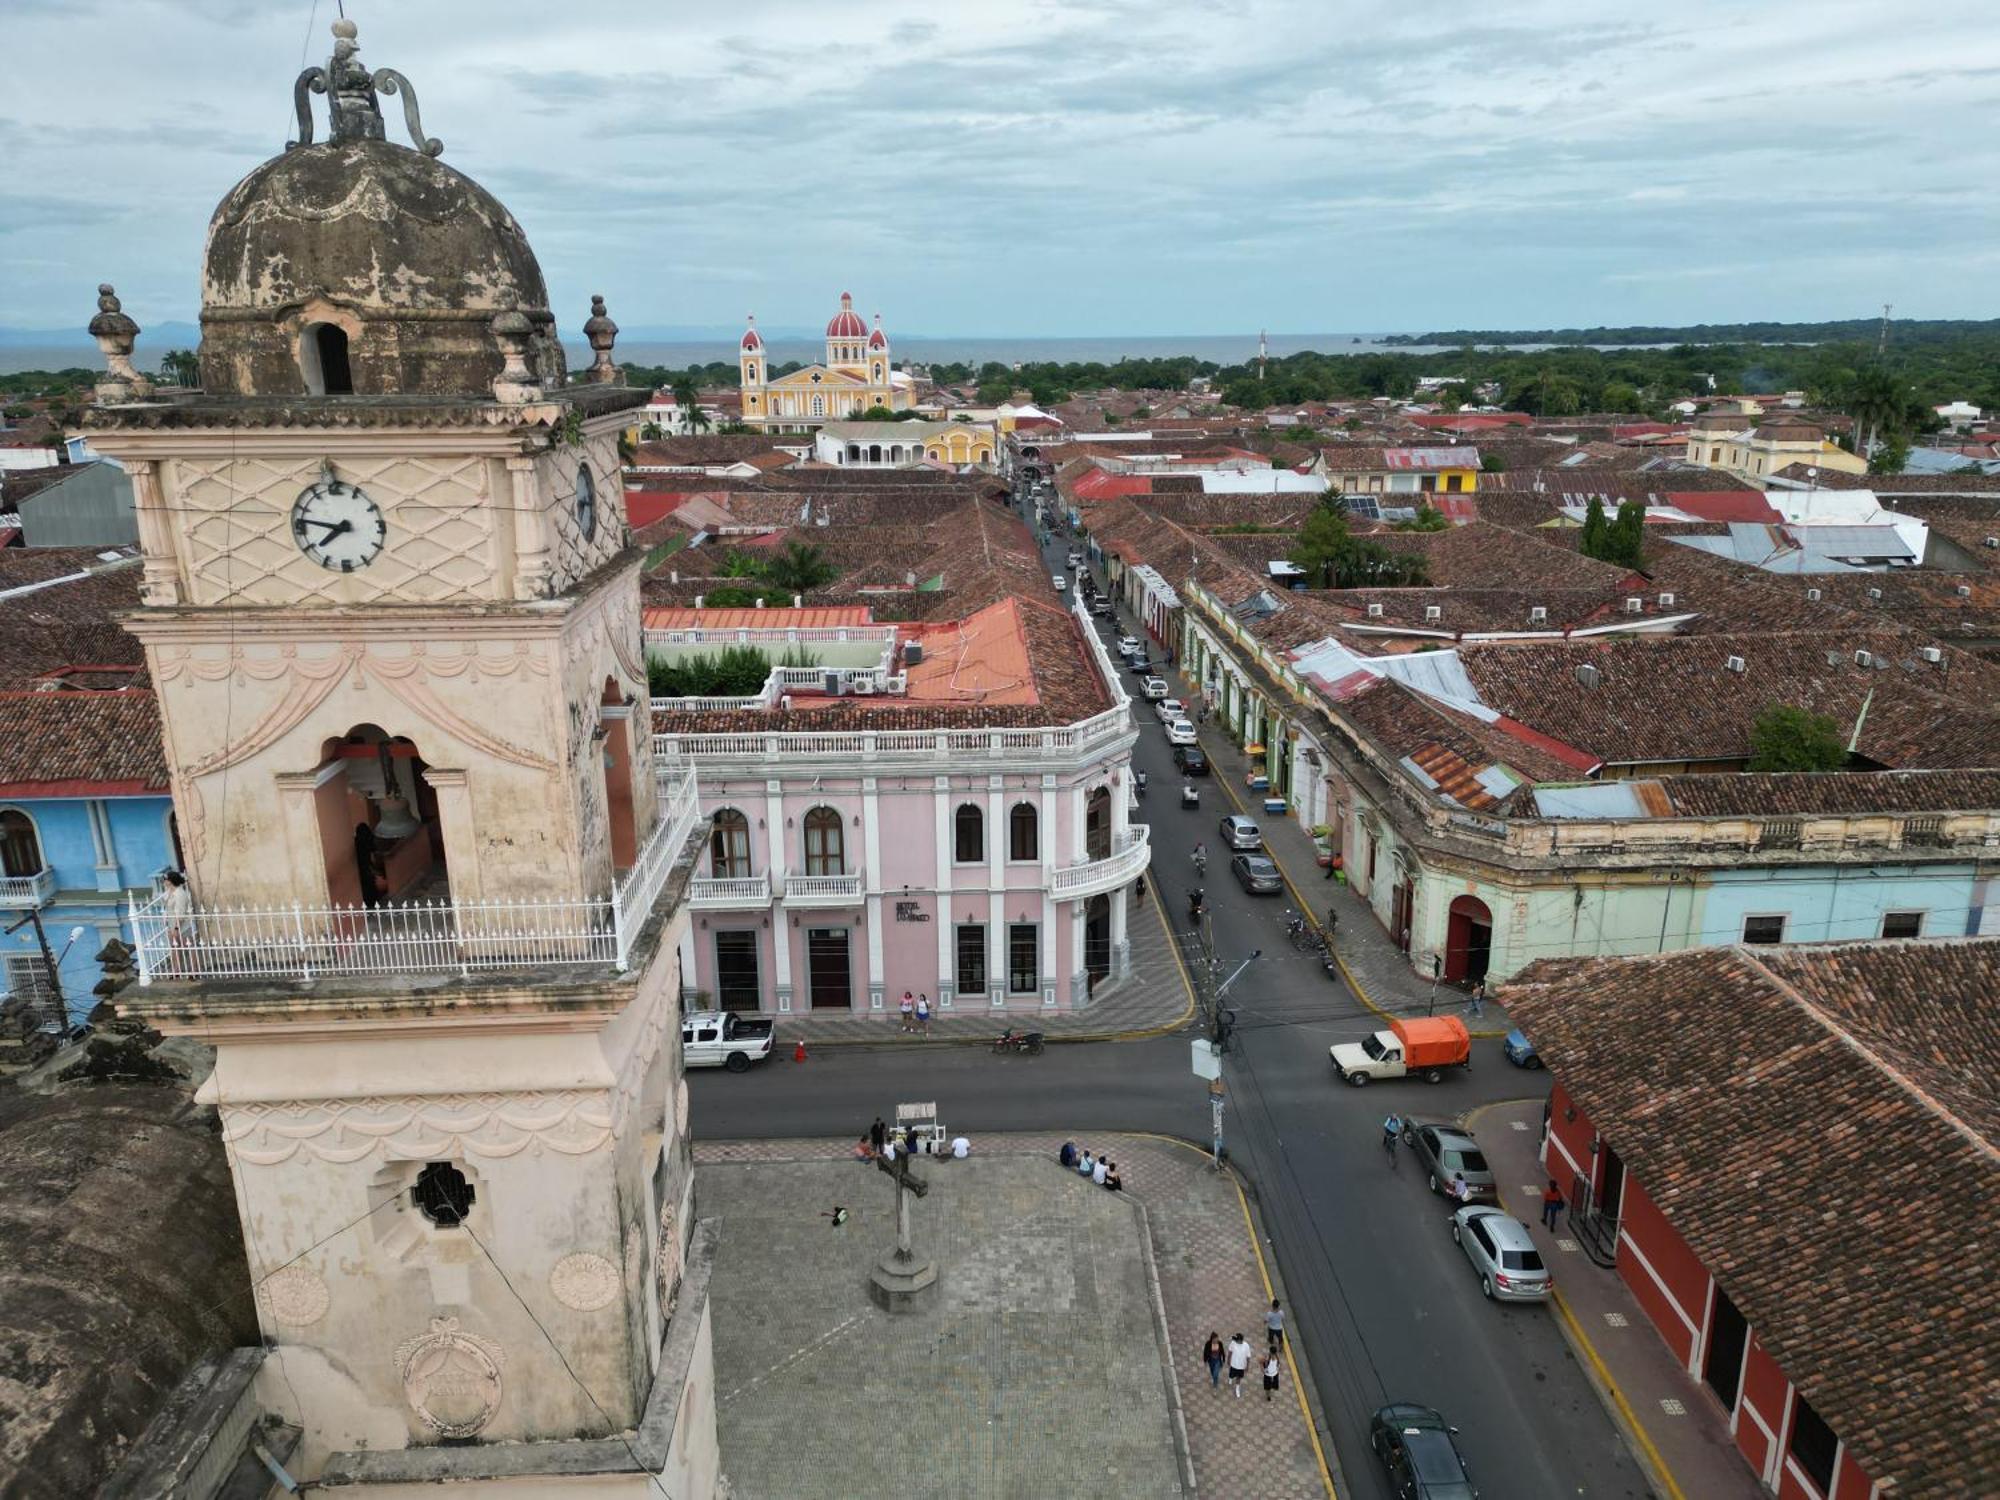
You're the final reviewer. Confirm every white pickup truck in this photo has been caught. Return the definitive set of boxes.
[681,1011,775,1072]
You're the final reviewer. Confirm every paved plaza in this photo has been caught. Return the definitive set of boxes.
[698,1134,1330,1500]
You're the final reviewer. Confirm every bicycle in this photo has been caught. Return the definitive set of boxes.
[1381,1117,1402,1166]
[1285,911,1320,952]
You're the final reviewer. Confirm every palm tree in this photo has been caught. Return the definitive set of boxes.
[718,550,767,579]
[638,421,664,441]
[764,542,838,593]
[1845,363,1904,460]
[671,377,710,434]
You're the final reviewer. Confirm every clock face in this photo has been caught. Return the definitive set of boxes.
[290,479,386,571]
[575,463,598,541]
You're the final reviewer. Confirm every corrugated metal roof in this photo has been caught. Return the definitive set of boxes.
[1383,447,1483,470]
[1533,782,1646,818]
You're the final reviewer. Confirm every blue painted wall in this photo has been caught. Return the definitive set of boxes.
[0,794,175,1024]
[1695,863,1981,948]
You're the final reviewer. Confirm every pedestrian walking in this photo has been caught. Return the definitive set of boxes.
[1467,978,1487,1020]
[1541,1178,1564,1231]
[898,991,915,1032]
[1134,874,1147,905]
[1225,1334,1252,1397]
[869,1116,887,1157]
[1202,1333,1225,1390]
[1262,1351,1281,1402]
[915,993,931,1037]
[1264,1298,1285,1353]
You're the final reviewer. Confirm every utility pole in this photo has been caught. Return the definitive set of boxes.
[1258,329,1268,382]
[1877,303,1892,358]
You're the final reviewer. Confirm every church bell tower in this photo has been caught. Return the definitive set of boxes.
[87,22,718,1490]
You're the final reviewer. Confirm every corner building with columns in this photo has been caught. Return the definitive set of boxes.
[86,21,719,1495]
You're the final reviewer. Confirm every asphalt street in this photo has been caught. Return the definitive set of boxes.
[688,487,1653,1499]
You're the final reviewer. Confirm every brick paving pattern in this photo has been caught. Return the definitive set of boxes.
[773,885,1192,1046]
[696,1133,1328,1500]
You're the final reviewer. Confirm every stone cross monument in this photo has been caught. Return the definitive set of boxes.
[867,1148,939,1311]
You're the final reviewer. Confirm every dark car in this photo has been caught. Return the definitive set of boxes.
[1230,853,1283,894]
[1174,745,1209,776]
[1369,1403,1477,1499]
[1401,1123,1496,1203]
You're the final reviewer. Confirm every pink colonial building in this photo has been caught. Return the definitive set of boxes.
[652,596,1146,1014]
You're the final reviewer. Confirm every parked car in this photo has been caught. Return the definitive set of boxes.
[1066,551,1082,570]
[1329,1016,1472,1086]
[1219,814,1262,850]
[1230,852,1283,894]
[1451,1206,1551,1302]
[1402,1122,1496,1203]
[1127,655,1156,676]
[1503,1028,1541,1069]
[1368,1403,1478,1499]
[1140,677,1169,700]
[1116,635,1142,656]
[1156,697,1186,721]
[1089,597,1112,617]
[1174,745,1210,776]
[680,1011,775,1073]
[1164,718,1198,746]
[1051,573,1066,592]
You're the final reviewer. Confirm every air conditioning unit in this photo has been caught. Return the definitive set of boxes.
[1958,584,1973,597]
[1529,606,1547,624]
[1986,537,1998,549]
[1920,646,1943,663]
[1853,650,1873,668]
[1657,592,1676,607]
[1867,587,1883,601]
[1574,663,1601,688]
[851,677,878,695]
[1725,655,1746,673]
[1806,588,1822,602]
[1624,597,1643,614]
[822,671,845,695]
[1424,605,1442,622]
[903,642,925,666]
[1367,603,1384,618]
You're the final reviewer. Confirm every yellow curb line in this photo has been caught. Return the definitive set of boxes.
[1465,1102,1689,1500]
[1133,1131,1340,1500]
[1207,748,1509,1040]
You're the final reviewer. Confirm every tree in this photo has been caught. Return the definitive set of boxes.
[671,377,710,434]
[157,349,200,387]
[717,550,767,579]
[1748,704,1848,772]
[638,421,664,441]
[1579,498,1646,568]
[1480,452,1505,473]
[1844,362,1904,461]
[856,405,899,421]
[1394,503,1449,532]
[1868,435,1911,474]
[1288,500,1430,587]
[1580,496,1609,557]
[763,542,839,594]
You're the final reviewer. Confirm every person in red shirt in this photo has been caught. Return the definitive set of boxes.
[1541,1178,1565,1231]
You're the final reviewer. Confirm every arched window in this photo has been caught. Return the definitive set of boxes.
[1009,801,1039,861]
[803,806,844,875]
[710,809,752,878]
[954,803,984,863]
[811,394,826,418]
[0,809,44,877]
[300,322,352,396]
[746,362,758,382]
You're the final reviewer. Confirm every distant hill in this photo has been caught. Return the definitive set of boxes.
[1383,318,2000,347]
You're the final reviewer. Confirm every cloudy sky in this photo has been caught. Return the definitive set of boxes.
[4,0,1996,338]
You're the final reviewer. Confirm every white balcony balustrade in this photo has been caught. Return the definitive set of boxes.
[131,766,703,985]
[782,869,866,906]
[1052,825,1151,900]
[0,869,56,908]
[688,872,774,908]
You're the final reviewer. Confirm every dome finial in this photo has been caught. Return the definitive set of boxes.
[290,19,443,157]
[583,294,620,385]
[88,283,152,403]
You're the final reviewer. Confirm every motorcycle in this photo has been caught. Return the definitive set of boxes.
[993,1028,1045,1056]
[1191,848,1208,875]
[1188,888,1207,922]
[1133,770,1148,800]
[1181,783,1200,808]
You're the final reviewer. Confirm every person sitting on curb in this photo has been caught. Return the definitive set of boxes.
[1092,1155,1108,1186]
[1105,1162,1123,1191]
[1077,1148,1095,1177]
[1060,1140,1078,1169]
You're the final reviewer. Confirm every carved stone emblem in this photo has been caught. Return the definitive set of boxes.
[549,1251,620,1312]
[657,1202,681,1317]
[393,1317,506,1438]
[259,1265,331,1326]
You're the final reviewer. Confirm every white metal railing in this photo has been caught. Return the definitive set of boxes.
[130,767,703,985]
[0,868,56,907]
[688,872,774,907]
[651,682,782,714]
[644,626,900,649]
[654,706,1130,767]
[783,869,866,904]
[1052,825,1151,899]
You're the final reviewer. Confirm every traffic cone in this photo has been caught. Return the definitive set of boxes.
[794,1038,808,1063]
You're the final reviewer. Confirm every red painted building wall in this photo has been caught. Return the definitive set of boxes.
[1540,1091,1880,1500]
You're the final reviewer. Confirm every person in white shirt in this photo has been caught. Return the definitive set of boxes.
[1078,1150,1095,1177]
[1092,1157,1107,1186]
[1225,1335,1253,1397]
[951,1136,969,1159]
[1262,1352,1281,1402]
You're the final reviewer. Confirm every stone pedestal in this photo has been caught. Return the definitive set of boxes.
[867,1248,938,1312]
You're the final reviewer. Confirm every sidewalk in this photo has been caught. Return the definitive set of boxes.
[1473,1098,1766,1500]
[771,884,1193,1046]
[1170,667,1514,1040]
[696,1131,1333,1499]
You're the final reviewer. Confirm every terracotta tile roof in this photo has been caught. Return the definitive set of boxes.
[1371,522,1637,590]
[0,689,166,792]
[1455,630,2000,768]
[642,606,875,631]
[1504,940,2000,1500]
[1656,766,2000,817]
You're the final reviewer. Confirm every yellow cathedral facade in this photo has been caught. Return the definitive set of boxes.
[738,292,915,432]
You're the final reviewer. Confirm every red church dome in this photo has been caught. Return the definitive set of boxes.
[867,315,888,350]
[740,314,763,352]
[825,292,867,339]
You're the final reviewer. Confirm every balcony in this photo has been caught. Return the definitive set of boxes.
[782,869,866,906]
[688,872,774,909]
[1052,825,1151,900]
[0,869,56,908]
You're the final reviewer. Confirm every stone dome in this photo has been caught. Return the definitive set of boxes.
[196,22,565,400]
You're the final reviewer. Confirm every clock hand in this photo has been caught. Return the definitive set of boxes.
[303,517,354,537]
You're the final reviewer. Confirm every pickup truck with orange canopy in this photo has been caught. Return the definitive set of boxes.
[1329,1015,1471,1086]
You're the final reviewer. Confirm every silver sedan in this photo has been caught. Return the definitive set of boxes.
[1451,1206,1552,1302]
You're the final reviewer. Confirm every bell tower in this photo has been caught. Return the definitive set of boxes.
[739,314,766,428]
[87,21,718,1490]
